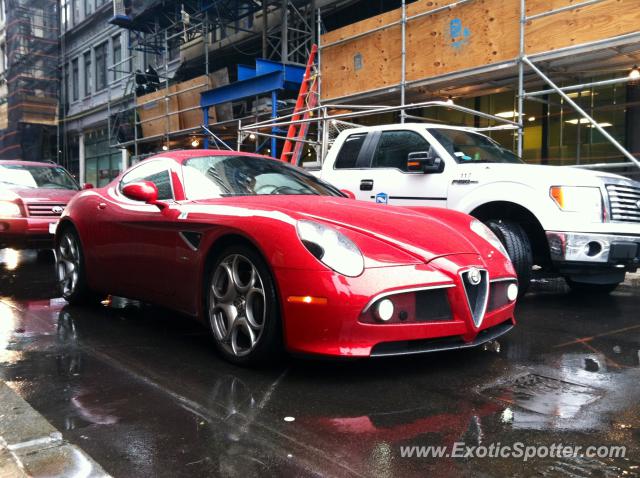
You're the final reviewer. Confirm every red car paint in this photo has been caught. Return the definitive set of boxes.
[58,150,517,358]
[0,161,79,249]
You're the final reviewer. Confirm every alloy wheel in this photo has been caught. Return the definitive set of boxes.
[209,254,267,357]
[57,233,80,297]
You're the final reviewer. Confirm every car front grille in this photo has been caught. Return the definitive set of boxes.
[461,268,489,327]
[487,279,517,312]
[606,183,640,223]
[26,203,66,217]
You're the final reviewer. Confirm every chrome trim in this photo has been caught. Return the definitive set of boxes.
[362,284,455,314]
[178,231,199,251]
[459,267,490,328]
[489,277,518,283]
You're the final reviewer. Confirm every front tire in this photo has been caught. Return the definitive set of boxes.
[485,219,533,296]
[55,228,98,305]
[206,245,282,365]
[566,279,620,295]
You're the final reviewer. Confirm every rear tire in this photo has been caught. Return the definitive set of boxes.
[205,245,282,366]
[566,279,620,295]
[55,228,99,305]
[485,219,533,296]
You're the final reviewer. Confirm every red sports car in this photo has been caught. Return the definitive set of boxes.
[55,150,517,364]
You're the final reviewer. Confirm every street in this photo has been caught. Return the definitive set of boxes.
[1,248,639,477]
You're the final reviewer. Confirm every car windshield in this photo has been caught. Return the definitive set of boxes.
[182,155,344,199]
[0,164,79,190]
[428,128,523,164]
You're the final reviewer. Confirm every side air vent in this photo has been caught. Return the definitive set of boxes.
[179,231,202,251]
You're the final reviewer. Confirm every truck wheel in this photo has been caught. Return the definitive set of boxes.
[485,220,533,296]
[565,279,620,295]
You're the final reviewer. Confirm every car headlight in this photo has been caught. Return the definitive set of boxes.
[470,219,510,260]
[0,200,22,217]
[296,220,364,277]
[550,186,603,222]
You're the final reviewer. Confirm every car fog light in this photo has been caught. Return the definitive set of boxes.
[507,283,519,302]
[375,299,394,322]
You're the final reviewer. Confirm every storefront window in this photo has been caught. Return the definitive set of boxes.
[84,128,122,187]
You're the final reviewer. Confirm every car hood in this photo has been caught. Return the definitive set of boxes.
[6,187,78,203]
[457,162,630,187]
[199,195,480,263]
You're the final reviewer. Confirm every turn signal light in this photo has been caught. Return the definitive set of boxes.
[287,296,328,305]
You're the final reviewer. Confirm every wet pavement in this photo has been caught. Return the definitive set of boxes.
[1,248,639,477]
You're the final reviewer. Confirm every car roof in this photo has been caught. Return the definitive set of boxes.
[0,160,62,168]
[340,123,481,135]
[147,149,274,164]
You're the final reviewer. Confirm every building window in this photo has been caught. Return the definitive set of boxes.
[72,0,80,25]
[83,51,91,96]
[95,42,107,91]
[84,0,93,16]
[71,58,79,101]
[112,35,122,81]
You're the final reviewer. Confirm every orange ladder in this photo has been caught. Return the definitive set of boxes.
[280,44,319,165]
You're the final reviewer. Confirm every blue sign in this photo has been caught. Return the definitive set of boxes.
[375,192,389,204]
[449,18,470,49]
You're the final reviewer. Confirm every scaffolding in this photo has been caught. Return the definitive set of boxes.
[106,0,316,160]
[0,0,59,161]
[282,0,640,175]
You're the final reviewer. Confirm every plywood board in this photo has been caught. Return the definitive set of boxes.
[177,75,214,131]
[525,0,640,54]
[406,0,519,82]
[321,0,640,101]
[137,85,180,138]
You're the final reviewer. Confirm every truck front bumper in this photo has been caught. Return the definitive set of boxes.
[546,231,640,269]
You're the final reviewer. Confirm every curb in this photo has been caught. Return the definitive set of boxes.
[0,382,110,478]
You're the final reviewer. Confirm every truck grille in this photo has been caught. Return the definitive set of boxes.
[26,203,66,217]
[606,183,640,223]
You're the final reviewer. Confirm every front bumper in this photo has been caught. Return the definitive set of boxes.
[0,217,57,249]
[276,254,517,358]
[546,231,640,269]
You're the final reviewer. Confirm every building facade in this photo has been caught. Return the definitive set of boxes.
[0,0,59,162]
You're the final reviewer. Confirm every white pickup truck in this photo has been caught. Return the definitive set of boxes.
[315,123,640,294]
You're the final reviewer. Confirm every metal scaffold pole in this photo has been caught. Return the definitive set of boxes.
[517,0,525,158]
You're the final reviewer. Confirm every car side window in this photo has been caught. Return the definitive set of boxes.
[371,131,432,171]
[119,161,174,200]
[334,133,367,169]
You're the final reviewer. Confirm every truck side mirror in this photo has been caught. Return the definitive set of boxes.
[407,151,445,174]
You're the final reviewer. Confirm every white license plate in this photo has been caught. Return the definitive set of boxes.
[49,222,58,235]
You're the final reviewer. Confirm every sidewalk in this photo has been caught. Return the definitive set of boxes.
[0,382,110,478]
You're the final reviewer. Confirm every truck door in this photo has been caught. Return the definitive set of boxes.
[360,129,450,207]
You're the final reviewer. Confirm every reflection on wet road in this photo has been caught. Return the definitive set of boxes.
[1,248,639,477]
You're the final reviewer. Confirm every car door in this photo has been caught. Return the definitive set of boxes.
[358,129,451,208]
[322,131,378,200]
[93,159,181,303]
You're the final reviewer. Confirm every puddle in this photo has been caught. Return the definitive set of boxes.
[482,373,603,419]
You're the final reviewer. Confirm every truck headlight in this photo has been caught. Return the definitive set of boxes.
[470,220,510,260]
[296,220,364,277]
[550,186,603,222]
[0,200,22,218]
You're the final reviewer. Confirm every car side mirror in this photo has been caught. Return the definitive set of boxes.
[122,181,158,204]
[340,189,355,199]
[82,183,94,190]
[407,151,445,174]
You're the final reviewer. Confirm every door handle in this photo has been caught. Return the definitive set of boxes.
[360,179,374,191]
[97,203,107,210]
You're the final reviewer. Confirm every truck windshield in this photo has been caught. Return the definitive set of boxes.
[428,128,523,164]
[183,155,345,199]
[0,164,79,190]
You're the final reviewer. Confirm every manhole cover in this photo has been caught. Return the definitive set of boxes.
[482,374,603,418]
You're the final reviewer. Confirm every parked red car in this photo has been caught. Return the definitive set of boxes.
[55,150,517,364]
[0,161,80,250]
